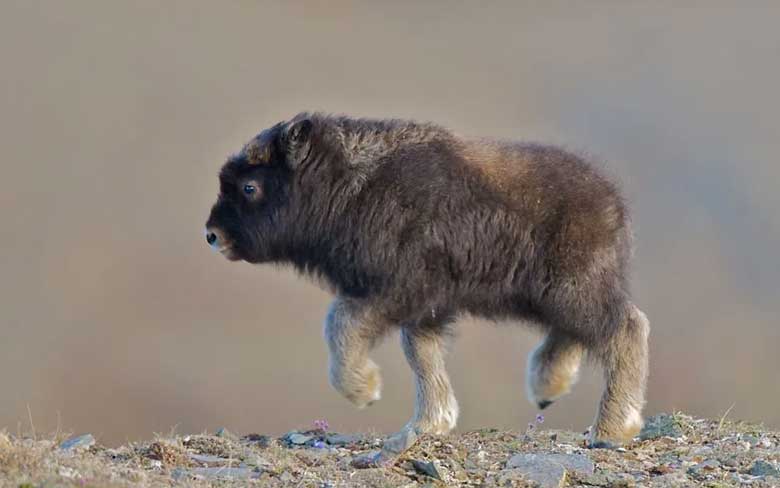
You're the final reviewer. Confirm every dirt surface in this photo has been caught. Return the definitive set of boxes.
[1,413,778,487]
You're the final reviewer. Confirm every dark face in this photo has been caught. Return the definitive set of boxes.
[205,117,313,263]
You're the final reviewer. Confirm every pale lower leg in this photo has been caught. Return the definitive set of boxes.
[324,298,387,408]
[589,304,650,447]
[401,327,459,435]
[526,332,584,409]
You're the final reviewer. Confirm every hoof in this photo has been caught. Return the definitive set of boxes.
[537,400,553,410]
[587,438,620,449]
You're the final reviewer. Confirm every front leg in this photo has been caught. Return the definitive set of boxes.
[324,298,387,408]
[401,325,459,435]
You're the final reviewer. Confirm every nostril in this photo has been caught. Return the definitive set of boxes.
[206,232,217,245]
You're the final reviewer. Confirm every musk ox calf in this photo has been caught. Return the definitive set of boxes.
[205,113,649,448]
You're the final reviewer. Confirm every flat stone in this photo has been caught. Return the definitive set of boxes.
[326,433,362,446]
[749,460,780,477]
[505,453,594,488]
[172,467,259,480]
[411,460,441,480]
[59,434,95,451]
[638,414,684,441]
[288,433,313,445]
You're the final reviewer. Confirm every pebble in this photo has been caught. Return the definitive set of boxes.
[411,459,441,480]
[59,434,95,451]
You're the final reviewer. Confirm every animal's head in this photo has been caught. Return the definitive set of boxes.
[205,114,314,263]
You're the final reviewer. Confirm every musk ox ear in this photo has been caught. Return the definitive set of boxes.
[284,118,313,168]
[244,128,277,166]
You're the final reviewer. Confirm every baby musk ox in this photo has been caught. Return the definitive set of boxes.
[205,112,649,448]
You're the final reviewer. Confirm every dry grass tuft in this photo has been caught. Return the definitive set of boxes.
[147,440,190,468]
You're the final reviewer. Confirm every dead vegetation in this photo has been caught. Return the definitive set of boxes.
[0,414,778,487]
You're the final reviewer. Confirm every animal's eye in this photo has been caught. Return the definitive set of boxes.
[243,184,257,195]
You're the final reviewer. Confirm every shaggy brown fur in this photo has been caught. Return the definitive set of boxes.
[205,113,649,447]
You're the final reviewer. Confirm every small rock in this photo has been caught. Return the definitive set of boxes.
[59,434,95,451]
[411,460,441,480]
[748,460,780,477]
[326,433,362,446]
[288,433,313,445]
[638,414,684,441]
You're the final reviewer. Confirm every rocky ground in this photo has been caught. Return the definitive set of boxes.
[1,413,778,487]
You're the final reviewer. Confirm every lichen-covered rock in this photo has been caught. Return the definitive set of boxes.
[504,453,594,487]
[639,414,684,441]
[749,459,780,477]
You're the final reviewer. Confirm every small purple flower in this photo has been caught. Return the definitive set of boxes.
[527,422,535,431]
[312,440,326,449]
[536,413,545,424]
[313,419,329,432]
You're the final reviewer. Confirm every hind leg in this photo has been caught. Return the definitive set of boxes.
[589,304,650,447]
[324,298,387,408]
[400,326,459,435]
[526,332,584,409]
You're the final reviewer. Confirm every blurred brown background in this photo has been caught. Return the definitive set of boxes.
[1,1,778,445]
